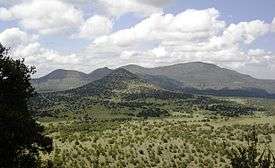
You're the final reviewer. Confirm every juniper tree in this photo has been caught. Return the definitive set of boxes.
[0,43,53,168]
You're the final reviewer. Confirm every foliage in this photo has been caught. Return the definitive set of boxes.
[0,43,53,168]
[227,126,275,168]
[136,107,169,118]
[42,118,275,168]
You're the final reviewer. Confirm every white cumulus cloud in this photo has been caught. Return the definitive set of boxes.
[89,8,274,78]
[4,0,84,35]
[0,27,81,77]
[222,20,270,44]
[137,0,174,7]
[94,8,225,46]
[94,0,163,18]
[78,15,113,39]
[0,27,38,48]
[0,5,275,79]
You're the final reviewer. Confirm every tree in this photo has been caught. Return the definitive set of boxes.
[0,43,53,168]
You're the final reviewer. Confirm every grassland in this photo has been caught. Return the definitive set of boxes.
[37,97,275,168]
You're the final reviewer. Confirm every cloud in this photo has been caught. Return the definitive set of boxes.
[14,42,79,64]
[0,0,170,36]
[94,8,225,46]
[272,18,275,32]
[94,0,163,18]
[137,0,174,7]
[222,20,270,44]
[18,42,81,77]
[0,27,80,76]
[78,15,113,39]
[0,27,38,47]
[89,8,274,78]
[1,5,274,79]
[0,0,21,7]
[0,7,13,20]
[4,0,84,35]
[235,49,275,79]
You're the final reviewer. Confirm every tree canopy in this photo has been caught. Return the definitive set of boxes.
[0,43,53,168]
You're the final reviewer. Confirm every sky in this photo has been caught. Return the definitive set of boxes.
[0,0,275,79]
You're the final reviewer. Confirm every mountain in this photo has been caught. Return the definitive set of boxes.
[32,67,112,92]
[31,69,89,92]
[32,62,275,98]
[122,62,275,94]
[87,67,112,82]
[139,74,186,92]
[62,68,159,98]
[40,68,192,101]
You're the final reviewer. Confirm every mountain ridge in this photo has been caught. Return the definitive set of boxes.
[122,62,275,94]
[31,62,275,97]
[54,68,161,98]
[31,67,112,92]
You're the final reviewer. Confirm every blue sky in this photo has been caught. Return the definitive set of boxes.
[0,0,275,79]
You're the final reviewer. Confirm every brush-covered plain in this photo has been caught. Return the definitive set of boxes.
[38,96,275,168]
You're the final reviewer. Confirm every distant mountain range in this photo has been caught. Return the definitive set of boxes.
[31,67,112,92]
[32,62,275,98]
[62,68,156,98]
[38,68,192,102]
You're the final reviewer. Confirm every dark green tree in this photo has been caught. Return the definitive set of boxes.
[0,43,53,168]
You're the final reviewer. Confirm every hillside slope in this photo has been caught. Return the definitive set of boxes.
[37,68,192,101]
[122,62,275,94]
[32,62,275,97]
[32,67,112,92]
[31,69,89,92]
[63,68,156,97]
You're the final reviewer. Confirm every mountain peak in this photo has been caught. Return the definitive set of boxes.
[89,67,112,74]
[107,68,139,80]
[36,69,88,81]
[88,67,112,82]
[165,62,221,70]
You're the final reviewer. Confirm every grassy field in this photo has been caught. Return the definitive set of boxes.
[39,97,275,168]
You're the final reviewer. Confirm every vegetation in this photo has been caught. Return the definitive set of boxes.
[136,107,169,118]
[40,116,275,168]
[26,58,275,167]
[0,43,52,168]
[227,126,275,168]
[31,84,275,167]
